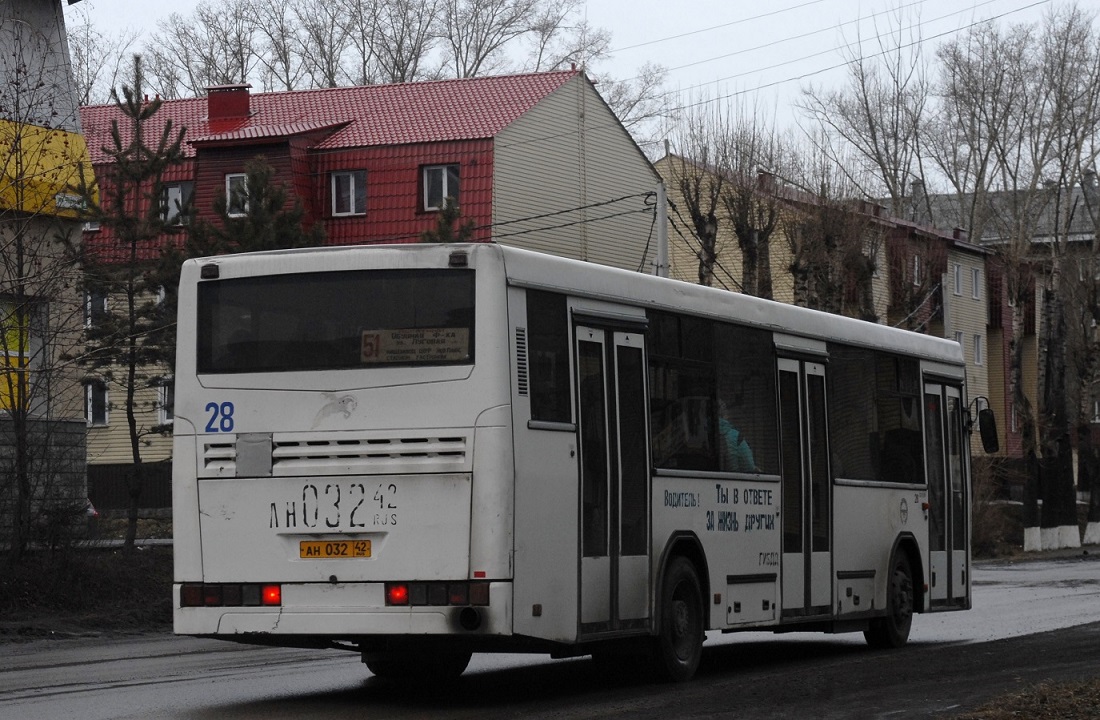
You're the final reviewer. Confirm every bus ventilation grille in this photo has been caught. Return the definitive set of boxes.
[202,435,470,476]
[515,327,529,396]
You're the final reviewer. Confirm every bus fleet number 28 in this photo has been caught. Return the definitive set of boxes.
[269,483,398,530]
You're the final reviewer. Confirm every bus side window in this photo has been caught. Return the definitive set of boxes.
[527,290,570,424]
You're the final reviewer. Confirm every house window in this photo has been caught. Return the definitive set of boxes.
[84,289,107,328]
[1010,404,1018,433]
[226,173,248,217]
[954,331,964,348]
[331,170,367,216]
[953,264,962,295]
[912,254,921,287]
[0,303,29,412]
[972,268,982,300]
[423,164,460,212]
[156,380,174,426]
[1093,399,1099,423]
[85,380,108,426]
[973,334,983,365]
[162,181,194,226]
[83,220,100,232]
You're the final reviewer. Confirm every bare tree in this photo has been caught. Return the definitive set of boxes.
[720,112,789,301]
[522,1,609,72]
[934,5,1100,550]
[665,102,730,289]
[65,4,139,105]
[592,62,669,138]
[293,0,353,88]
[800,4,930,216]
[360,0,441,84]
[781,139,882,318]
[1030,4,1100,550]
[440,0,538,78]
[145,0,259,97]
[0,7,89,560]
[247,0,306,91]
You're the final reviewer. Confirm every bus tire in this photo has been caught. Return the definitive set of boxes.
[653,556,704,682]
[365,651,472,681]
[865,552,914,649]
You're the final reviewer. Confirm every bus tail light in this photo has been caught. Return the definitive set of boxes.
[385,581,490,607]
[385,583,410,606]
[262,585,282,606]
[180,583,282,608]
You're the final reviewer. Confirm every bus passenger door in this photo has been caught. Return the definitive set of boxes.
[575,325,651,635]
[925,383,969,607]
[778,358,832,616]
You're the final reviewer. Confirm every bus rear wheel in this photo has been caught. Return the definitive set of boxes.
[365,651,472,681]
[865,552,914,649]
[653,556,704,682]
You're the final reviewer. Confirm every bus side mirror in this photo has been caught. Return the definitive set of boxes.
[978,408,999,454]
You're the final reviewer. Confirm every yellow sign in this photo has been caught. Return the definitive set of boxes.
[299,540,372,559]
[0,120,95,219]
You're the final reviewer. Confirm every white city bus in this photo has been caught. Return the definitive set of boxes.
[173,242,993,681]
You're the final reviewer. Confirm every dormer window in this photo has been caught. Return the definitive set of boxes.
[423,164,460,212]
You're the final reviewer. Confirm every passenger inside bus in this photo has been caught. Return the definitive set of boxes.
[718,401,756,473]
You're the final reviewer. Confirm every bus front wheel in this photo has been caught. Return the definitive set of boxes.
[865,552,914,649]
[653,556,704,682]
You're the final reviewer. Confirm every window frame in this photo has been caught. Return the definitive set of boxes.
[973,333,983,365]
[953,263,962,295]
[161,181,194,226]
[226,173,248,217]
[422,164,460,212]
[85,380,108,427]
[156,380,174,426]
[912,254,921,287]
[84,289,107,329]
[971,267,982,300]
[331,169,367,217]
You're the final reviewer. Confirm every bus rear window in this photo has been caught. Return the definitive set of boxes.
[196,269,474,373]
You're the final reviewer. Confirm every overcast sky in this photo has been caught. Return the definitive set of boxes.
[66,0,1060,125]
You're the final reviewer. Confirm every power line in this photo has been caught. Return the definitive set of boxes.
[666,0,1053,113]
[610,0,832,54]
[656,0,935,76]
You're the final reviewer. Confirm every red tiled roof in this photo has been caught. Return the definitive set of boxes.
[193,120,352,144]
[80,71,578,163]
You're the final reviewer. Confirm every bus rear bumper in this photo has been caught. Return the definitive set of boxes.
[173,581,512,639]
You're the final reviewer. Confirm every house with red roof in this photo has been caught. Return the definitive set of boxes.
[78,70,661,503]
[80,69,659,267]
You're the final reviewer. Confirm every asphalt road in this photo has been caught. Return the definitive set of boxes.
[3,553,1099,720]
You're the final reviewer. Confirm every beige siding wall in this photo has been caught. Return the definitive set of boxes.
[944,251,990,409]
[493,75,658,271]
[85,372,173,465]
[84,288,172,465]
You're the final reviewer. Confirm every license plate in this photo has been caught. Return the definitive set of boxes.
[299,540,371,559]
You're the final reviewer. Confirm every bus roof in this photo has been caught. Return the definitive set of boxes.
[183,242,964,367]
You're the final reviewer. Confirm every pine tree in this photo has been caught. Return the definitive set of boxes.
[75,55,185,551]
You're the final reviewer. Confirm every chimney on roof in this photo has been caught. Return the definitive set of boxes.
[953,227,968,241]
[207,83,252,121]
[756,170,775,192]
